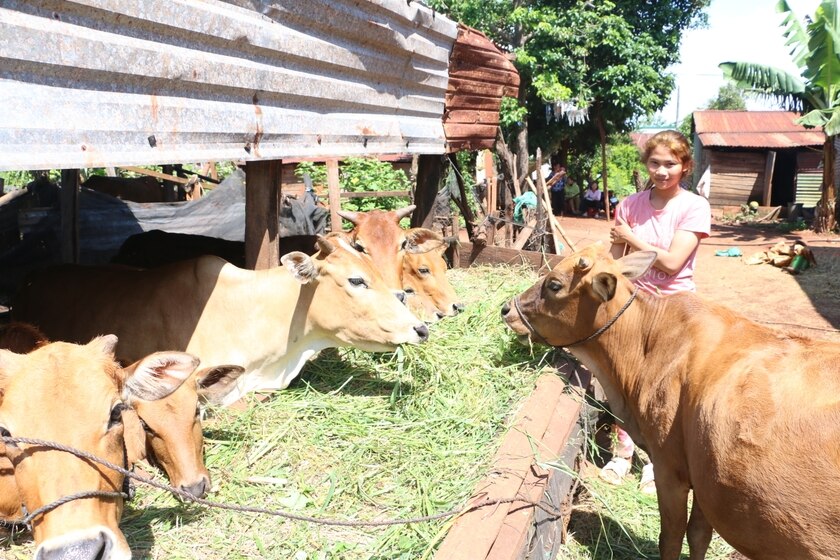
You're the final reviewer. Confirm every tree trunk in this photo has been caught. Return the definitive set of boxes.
[815,136,837,233]
[495,128,518,199]
[596,107,611,221]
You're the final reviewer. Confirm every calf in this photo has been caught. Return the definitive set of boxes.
[338,206,464,322]
[13,233,428,407]
[501,243,840,560]
[0,337,198,559]
[0,322,244,502]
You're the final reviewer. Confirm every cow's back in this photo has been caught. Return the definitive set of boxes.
[11,259,227,361]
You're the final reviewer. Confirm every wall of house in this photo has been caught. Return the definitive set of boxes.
[704,150,766,208]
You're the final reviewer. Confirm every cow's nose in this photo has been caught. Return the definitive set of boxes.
[36,530,113,560]
[501,302,511,316]
[414,324,429,342]
[453,303,465,314]
[393,290,407,304]
[180,476,210,499]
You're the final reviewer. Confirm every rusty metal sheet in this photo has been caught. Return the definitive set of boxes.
[0,0,461,170]
[694,110,824,148]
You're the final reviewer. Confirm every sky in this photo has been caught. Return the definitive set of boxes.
[655,0,822,126]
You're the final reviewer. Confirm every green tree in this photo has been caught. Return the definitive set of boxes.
[706,83,748,111]
[427,0,708,200]
[720,0,840,232]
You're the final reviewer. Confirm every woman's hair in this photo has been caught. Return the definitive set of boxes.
[642,130,693,178]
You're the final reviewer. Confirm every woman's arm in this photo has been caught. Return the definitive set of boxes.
[610,217,702,274]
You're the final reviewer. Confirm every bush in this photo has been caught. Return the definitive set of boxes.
[295,157,412,214]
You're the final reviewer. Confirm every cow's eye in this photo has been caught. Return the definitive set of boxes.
[349,277,368,288]
[418,267,430,275]
[139,418,156,436]
[547,279,563,292]
[108,403,126,430]
[353,242,366,253]
[404,287,416,294]
[0,426,16,448]
[400,239,408,251]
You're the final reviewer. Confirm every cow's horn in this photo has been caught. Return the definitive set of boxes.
[337,210,359,225]
[316,235,336,256]
[575,257,592,271]
[395,205,416,220]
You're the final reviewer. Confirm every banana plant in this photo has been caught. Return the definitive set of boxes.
[719,0,840,232]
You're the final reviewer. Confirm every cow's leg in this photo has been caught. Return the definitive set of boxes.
[655,470,690,560]
[686,496,712,560]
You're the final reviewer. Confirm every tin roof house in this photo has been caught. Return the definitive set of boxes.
[692,110,824,212]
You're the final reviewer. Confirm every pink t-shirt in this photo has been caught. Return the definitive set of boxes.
[614,189,710,295]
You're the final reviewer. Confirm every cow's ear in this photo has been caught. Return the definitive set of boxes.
[88,334,119,358]
[195,365,246,405]
[123,352,199,402]
[281,252,318,284]
[617,250,657,281]
[591,273,617,302]
[405,228,447,254]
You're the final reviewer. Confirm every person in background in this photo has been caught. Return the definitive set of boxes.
[601,129,711,494]
[565,177,581,215]
[580,180,602,217]
[546,162,567,217]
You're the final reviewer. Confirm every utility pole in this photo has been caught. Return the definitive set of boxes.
[674,85,680,128]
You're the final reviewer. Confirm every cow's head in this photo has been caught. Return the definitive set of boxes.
[131,364,245,500]
[501,244,656,346]
[281,233,429,351]
[0,337,198,560]
[402,229,464,322]
[337,205,415,290]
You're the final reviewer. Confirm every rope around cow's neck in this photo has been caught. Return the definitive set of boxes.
[513,285,640,348]
[0,436,565,529]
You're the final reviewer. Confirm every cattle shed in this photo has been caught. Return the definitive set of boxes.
[0,0,518,269]
[692,110,825,212]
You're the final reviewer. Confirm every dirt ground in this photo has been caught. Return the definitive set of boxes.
[554,215,840,343]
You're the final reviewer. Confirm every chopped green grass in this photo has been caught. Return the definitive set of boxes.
[3,264,556,559]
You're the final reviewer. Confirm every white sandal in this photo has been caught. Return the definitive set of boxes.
[599,457,631,485]
[639,462,656,494]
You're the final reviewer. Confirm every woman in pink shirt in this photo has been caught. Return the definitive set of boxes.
[599,130,711,492]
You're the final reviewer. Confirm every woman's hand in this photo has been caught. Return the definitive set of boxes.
[610,216,633,245]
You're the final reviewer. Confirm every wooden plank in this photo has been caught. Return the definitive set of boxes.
[763,151,776,206]
[458,241,563,271]
[443,110,500,125]
[414,154,444,229]
[340,190,410,199]
[326,159,341,232]
[119,165,191,185]
[244,159,281,270]
[512,219,536,251]
[60,169,80,264]
[484,150,497,246]
[434,375,567,560]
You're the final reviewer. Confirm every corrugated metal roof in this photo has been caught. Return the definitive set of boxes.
[694,110,824,148]
[443,25,519,152]
[0,0,513,171]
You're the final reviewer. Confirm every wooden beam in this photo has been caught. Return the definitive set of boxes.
[120,165,191,184]
[535,149,562,254]
[341,190,410,199]
[60,169,80,264]
[244,159,281,270]
[511,219,537,251]
[763,150,776,206]
[326,159,341,232]
[484,150,496,246]
[413,154,445,229]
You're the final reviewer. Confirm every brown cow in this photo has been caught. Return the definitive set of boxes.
[338,206,463,322]
[0,337,198,559]
[501,243,840,560]
[0,322,244,502]
[13,233,428,407]
[401,229,463,322]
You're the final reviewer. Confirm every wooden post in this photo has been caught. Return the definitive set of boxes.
[484,150,497,246]
[60,169,80,264]
[763,151,776,206]
[244,159,281,270]
[447,153,476,241]
[413,154,445,229]
[326,159,341,232]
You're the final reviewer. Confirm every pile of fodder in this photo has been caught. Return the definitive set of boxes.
[3,264,566,560]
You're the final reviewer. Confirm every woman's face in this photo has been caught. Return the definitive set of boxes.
[646,145,684,191]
